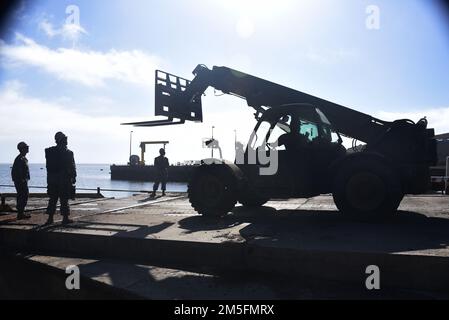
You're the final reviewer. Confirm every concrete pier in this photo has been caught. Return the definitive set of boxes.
[1,193,449,299]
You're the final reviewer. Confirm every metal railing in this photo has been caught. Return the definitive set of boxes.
[0,185,154,206]
[0,185,152,194]
[430,177,449,195]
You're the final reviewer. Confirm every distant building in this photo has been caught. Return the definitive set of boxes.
[435,133,449,166]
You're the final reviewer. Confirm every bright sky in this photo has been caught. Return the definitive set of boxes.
[1,0,449,164]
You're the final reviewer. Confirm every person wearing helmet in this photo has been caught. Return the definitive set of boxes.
[11,141,31,220]
[44,132,77,225]
[151,148,169,197]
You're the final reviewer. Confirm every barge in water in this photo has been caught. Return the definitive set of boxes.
[110,163,197,182]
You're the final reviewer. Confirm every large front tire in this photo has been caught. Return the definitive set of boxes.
[188,167,237,217]
[332,157,403,221]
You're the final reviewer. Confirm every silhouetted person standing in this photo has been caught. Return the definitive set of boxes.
[45,132,76,225]
[11,142,31,220]
[151,148,169,197]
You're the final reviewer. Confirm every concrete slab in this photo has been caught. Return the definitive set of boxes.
[1,193,449,295]
[5,253,446,299]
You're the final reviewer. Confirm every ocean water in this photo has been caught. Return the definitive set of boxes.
[0,163,187,198]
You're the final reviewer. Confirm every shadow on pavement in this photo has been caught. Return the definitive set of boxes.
[178,206,449,254]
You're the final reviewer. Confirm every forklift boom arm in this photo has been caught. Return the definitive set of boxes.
[125,64,404,144]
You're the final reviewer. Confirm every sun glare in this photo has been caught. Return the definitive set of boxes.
[218,0,295,17]
[211,0,322,38]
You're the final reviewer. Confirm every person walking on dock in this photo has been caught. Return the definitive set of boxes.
[44,132,77,225]
[11,142,31,220]
[151,148,169,197]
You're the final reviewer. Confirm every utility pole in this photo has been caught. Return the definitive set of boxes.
[211,126,215,158]
[234,129,237,152]
[129,130,133,163]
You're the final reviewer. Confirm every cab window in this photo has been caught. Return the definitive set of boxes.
[299,120,319,141]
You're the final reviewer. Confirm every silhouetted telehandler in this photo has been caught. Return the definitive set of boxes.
[124,65,437,220]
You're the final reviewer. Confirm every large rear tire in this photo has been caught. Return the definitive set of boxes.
[332,157,403,221]
[188,166,237,217]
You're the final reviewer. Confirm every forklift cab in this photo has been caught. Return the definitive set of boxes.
[243,103,345,197]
